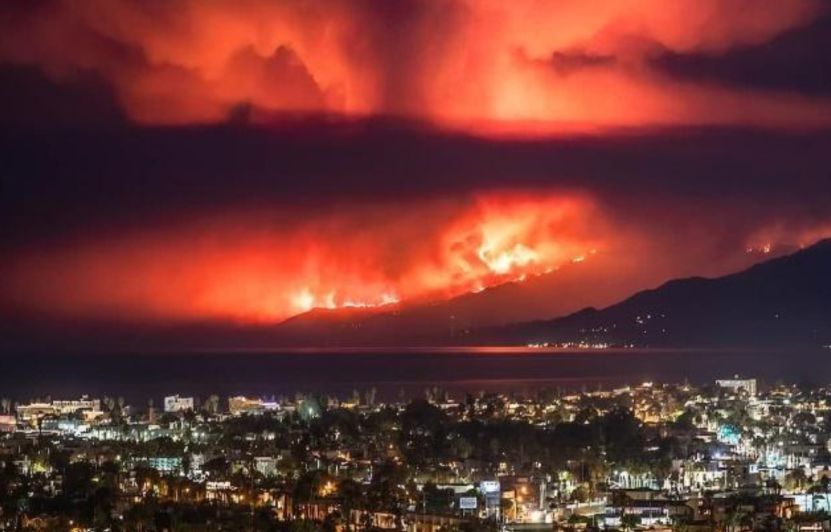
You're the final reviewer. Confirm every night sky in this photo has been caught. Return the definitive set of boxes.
[1,0,831,349]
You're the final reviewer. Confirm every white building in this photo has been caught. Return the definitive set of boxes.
[52,396,101,415]
[143,456,182,472]
[716,376,757,396]
[16,396,103,424]
[0,415,16,432]
[164,395,194,413]
[228,396,279,416]
[254,456,279,477]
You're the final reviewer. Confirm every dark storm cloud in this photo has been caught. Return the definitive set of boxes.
[0,65,125,128]
[549,51,617,76]
[652,10,831,95]
[2,109,831,252]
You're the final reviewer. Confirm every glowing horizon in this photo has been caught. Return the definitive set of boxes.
[1,193,608,323]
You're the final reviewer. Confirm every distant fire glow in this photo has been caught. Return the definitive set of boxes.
[2,193,606,323]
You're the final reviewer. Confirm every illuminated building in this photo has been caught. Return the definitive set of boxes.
[0,415,15,432]
[163,395,194,412]
[141,457,182,473]
[253,456,278,477]
[228,395,279,416]
[716,376,757,396]
[52,396,101,415]
[16,396,103,425]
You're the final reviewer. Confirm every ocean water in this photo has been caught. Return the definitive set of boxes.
[0,347,825,404]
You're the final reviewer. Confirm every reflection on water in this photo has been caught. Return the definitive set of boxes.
[0,348,824,403]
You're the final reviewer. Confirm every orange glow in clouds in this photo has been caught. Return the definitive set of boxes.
[3,194,606,323]
[1,0,830,130]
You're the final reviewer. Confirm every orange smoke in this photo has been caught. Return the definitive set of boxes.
[1,193,607,323]
[1,0,829,130]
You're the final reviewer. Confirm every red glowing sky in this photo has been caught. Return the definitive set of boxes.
[1,0,831,340]
[4,193,607,323]
[2,0,830,130]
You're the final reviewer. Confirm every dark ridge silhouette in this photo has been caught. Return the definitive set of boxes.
[474,239,831,348]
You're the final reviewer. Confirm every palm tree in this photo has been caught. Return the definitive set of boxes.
[621,513,640,531]
[103,396,117,423]
[726,507,748,532]
[204,395,220,416]
[785,468,808,492]
[338,478,365,531]
[205,397,220,426]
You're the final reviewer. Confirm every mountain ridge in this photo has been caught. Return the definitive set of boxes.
[472,238,831,347]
